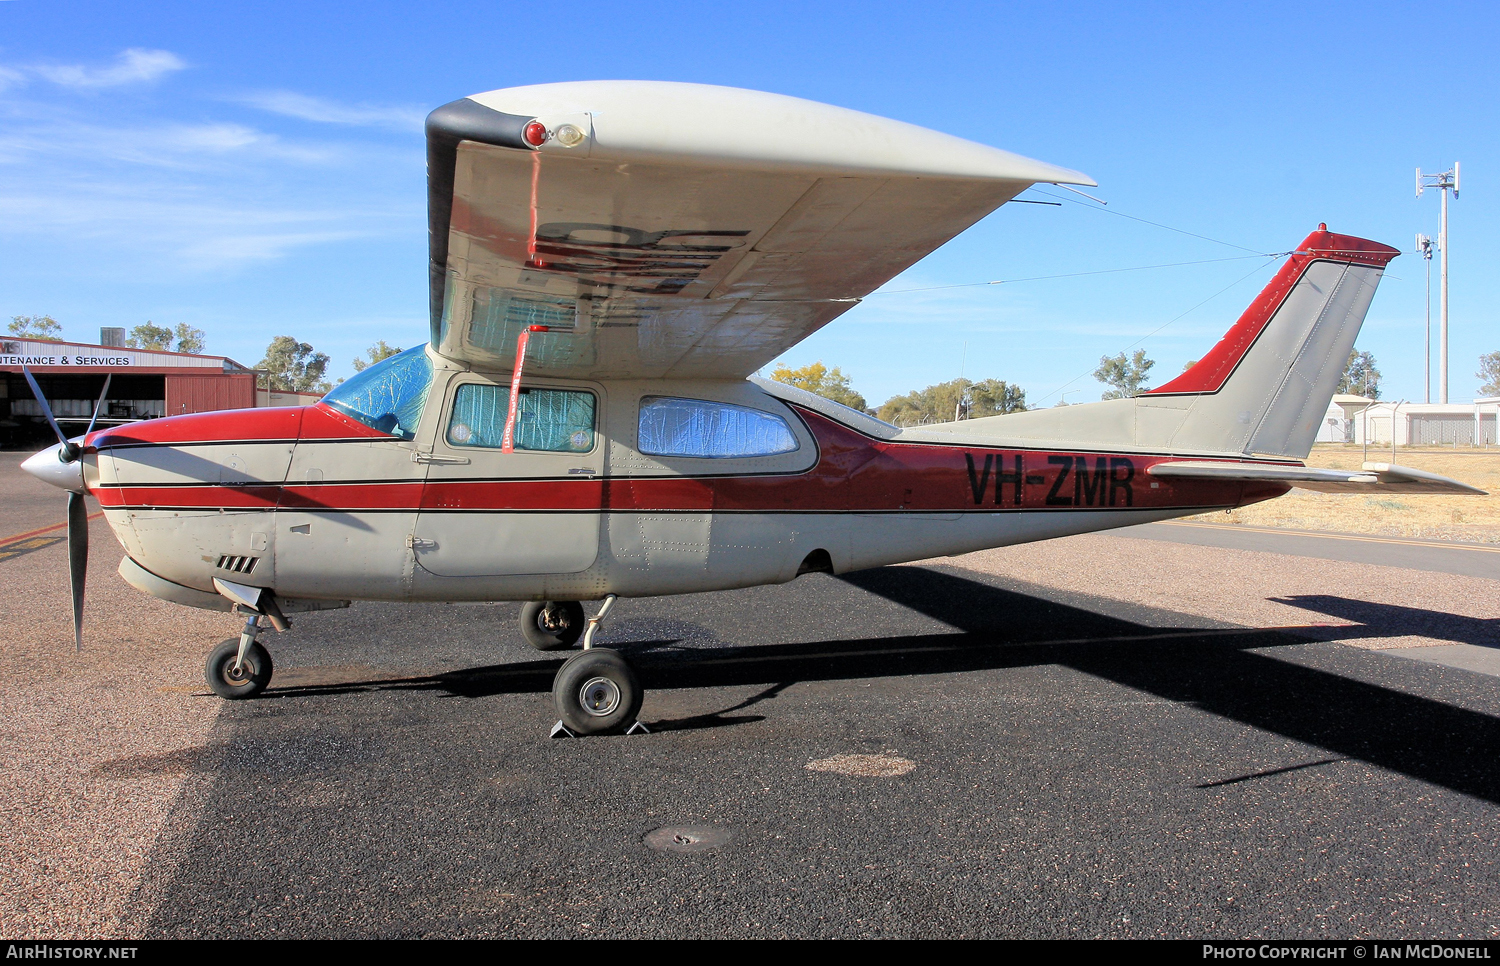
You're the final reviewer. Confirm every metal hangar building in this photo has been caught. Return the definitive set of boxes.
[2,328,315,447]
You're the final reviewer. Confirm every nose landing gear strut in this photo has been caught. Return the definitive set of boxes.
[204,591,290,700]
[205,612,275,699]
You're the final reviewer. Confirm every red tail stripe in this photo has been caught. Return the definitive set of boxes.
[1147,228,1399,396]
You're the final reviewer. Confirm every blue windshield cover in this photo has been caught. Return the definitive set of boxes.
[638,396,799,458]
[321,345,433,439]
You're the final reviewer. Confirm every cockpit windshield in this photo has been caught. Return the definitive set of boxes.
[320,344,433,439]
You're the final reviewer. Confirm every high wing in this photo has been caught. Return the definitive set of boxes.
[425,81,1093,379]
[1146,460,1487,494]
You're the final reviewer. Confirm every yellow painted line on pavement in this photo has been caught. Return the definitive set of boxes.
[0,511,105,552]
[1159,519,1500,554]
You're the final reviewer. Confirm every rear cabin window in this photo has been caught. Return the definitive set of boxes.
[638,396,799,459]
[446,384,596,453]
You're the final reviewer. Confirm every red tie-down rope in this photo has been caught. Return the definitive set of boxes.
[501,325,549,454]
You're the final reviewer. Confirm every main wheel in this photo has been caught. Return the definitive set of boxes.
[552,648,642,736]
[205,639,274,700]
[520,600,586,651]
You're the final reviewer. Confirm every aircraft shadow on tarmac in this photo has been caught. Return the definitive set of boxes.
[1272,595,1500,649]
[259,565,1500,805]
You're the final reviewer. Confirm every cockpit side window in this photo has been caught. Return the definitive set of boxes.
[321,344,433,440]
[638,396,800,458]
[447,385,596,453]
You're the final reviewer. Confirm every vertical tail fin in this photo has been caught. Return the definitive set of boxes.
[1144,226,1400,457]
[940,226,1400,460]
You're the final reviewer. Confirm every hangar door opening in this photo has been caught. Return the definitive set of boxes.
[3,373,166,447]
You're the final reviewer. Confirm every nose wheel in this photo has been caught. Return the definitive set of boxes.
[204,610,278,700]
[205,638,273,699]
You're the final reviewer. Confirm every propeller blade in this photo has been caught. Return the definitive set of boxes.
[21,365,72,453]
[84,374,113,437]
[68,490,88,652]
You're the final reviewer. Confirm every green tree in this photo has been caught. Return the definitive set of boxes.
[8,315,62,341]
[126,322,174,350]
[1094,350,1155,400]
[257,336,331,393]
[769,360,867,411]
[967,378,1028,417]
[352,339,404,373]
[1477,351,1500,397]
[173,323,206,354]
[127,321,206,353]
[877,377,1026,425]
[1336,349,1381,398]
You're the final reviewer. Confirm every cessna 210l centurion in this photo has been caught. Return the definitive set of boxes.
[22,81,1483,736]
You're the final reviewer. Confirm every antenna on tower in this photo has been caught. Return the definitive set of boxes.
[1417,164,1460,403]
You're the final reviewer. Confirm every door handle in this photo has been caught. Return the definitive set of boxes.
[412,451,470,465]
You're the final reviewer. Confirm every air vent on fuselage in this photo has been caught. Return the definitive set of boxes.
[216,555,259,575]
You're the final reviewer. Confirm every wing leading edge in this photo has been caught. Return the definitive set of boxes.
[1147,460,1486,494]
[425,81,1094,379]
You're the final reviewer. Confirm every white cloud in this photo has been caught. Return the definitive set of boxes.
[0,184,412,271]
[0,114,345,169]
[233,90,425,131]
[0,65,25,93]
[33,48,186,89]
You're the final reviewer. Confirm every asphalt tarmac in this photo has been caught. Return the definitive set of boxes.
[5,450,1500,939]
[1123,520,1500,580]
[127,562,1500,938]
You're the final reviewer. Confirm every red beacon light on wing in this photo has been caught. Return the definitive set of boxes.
[522,120,586,149]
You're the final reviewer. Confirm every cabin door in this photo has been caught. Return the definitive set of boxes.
[411,376,603,577]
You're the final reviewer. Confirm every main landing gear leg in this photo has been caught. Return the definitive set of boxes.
[582,594,616,650]
[550,595,649,738]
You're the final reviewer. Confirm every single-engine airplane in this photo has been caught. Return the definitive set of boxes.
[21,82,1484,735]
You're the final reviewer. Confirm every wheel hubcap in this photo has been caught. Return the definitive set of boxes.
[579,676,621,716]
[224,661,251,684]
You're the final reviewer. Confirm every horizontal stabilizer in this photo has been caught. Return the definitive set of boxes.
[1146,460,1486,494]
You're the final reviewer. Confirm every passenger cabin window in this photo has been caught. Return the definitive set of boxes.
[321,344,433,440]
[638,396,799,459]
[447,385,596,453]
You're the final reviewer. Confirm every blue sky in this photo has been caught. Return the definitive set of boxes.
[1,1,1495,405]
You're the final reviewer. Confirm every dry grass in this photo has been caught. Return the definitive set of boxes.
[1189,446,1500,543]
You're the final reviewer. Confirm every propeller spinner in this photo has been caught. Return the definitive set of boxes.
[18,368,111,651]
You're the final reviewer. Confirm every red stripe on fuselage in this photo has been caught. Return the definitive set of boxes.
[85,402,386,452]
[92,407,1287,514]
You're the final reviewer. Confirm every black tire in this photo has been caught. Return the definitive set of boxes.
[520,600,586,651]
[552,648,642,735]
[205,639,274,700]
